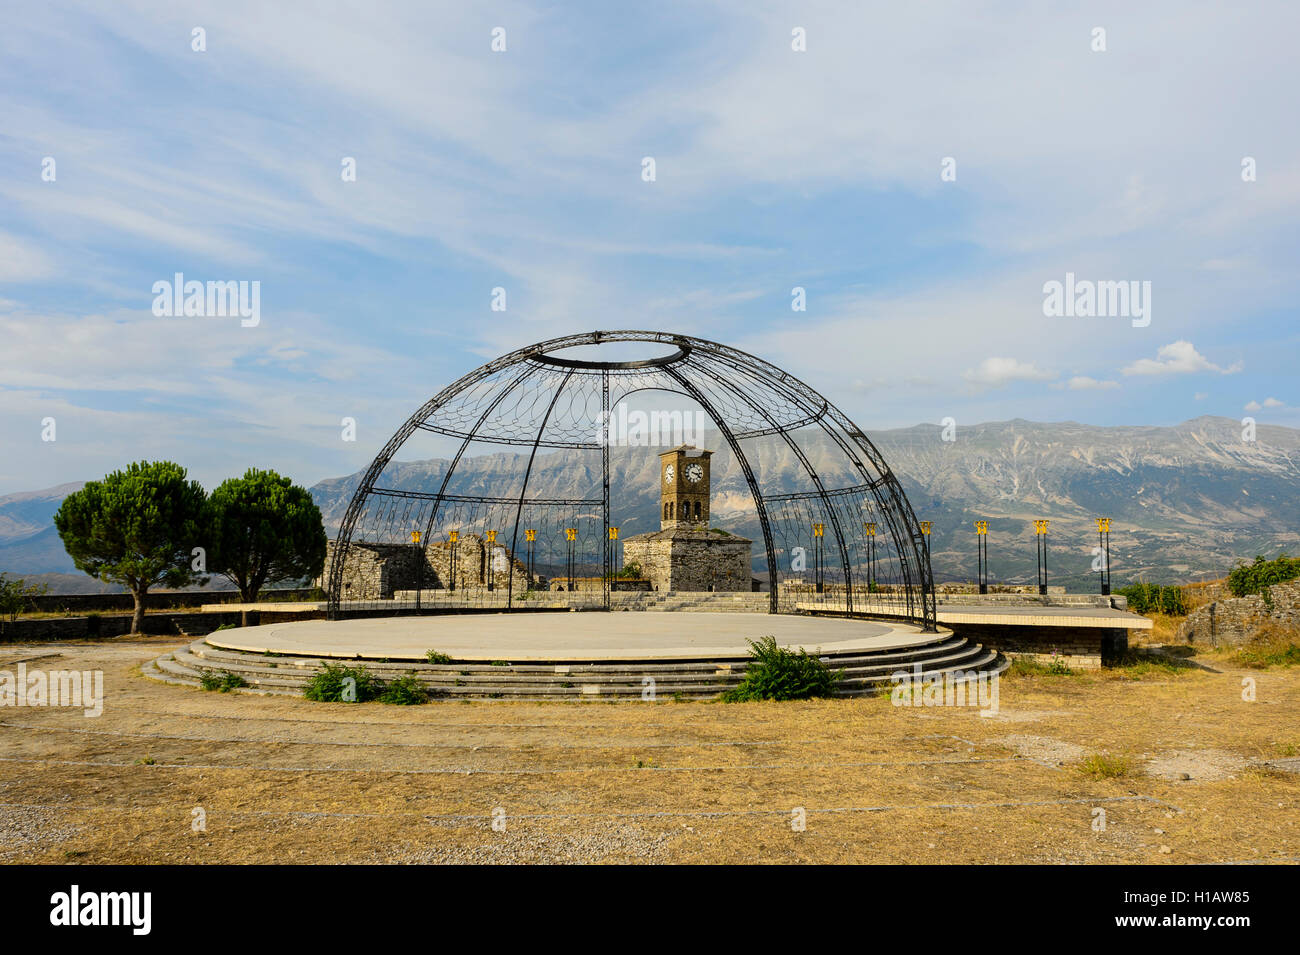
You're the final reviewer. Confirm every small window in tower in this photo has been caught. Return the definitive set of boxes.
[694,501,701,520]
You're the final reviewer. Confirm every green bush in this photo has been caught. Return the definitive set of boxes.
[303,663,379,702]
[377,675,429,705]
[721,636,843,702]
[0,573,47,621]
[1227,554,1300,599]
[199,670,248,692]
[1117,582,1188,616]
[425,649,453,664]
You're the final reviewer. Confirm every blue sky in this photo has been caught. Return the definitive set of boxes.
[1,0,1298,495]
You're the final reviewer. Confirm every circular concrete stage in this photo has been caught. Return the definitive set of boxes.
[207,611,931,663]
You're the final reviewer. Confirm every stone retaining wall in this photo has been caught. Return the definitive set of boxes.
[1176,581,1300,647]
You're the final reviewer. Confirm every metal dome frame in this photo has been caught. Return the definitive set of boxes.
[326,330,936,630]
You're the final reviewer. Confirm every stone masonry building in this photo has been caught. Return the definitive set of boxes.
[322,533,532,600]
[621,445,752,592]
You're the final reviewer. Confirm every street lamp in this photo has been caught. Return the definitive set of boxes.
[524,528,537,585]
[863,521,877,594]
[1033,519,1050,596]
[564,527,577,591]
[812,522,825,594]
[485,529,498,591]
[410,530,423,611]
[1096,518,1112,596]
[974,521,989,594]
[447,529,459,593]
[608,526,619,588]
[919,521,932,569]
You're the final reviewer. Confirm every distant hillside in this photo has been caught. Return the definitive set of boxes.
[5,417,1298,590]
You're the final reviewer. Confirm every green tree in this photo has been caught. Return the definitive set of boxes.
[0,573,48,624]
[206,468,326,626]
[53,461,208,633]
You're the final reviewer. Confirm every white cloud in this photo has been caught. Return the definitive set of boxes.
[1067,376,1120,391]
[1245,397,1284,411]
[962,357,1054,389]
[1121,341,1243,377]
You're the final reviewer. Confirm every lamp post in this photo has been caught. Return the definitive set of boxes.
[1096,518,1112,596]
[863,521,877,594]
[564,527,577,591]
[974,521,989,594]
[524,528,537,587]
[812,522,825,594]
[919,521,932,569]
[411,530,423,611]
[447,529,459,594]
[485,529,498,591]
[1033,519,1050,596]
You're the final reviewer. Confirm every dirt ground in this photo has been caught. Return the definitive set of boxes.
[1,636,1298,864]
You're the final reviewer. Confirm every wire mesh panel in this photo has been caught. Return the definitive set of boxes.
[326,331,935,630]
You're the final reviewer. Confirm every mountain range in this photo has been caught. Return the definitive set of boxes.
[4,416,1297,592]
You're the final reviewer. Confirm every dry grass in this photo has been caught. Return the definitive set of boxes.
[0,635,1298,864]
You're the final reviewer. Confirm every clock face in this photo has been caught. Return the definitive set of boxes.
[685,462,704,484]
[664,464,675,484]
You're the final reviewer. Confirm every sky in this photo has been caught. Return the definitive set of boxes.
[1,0,1298,495]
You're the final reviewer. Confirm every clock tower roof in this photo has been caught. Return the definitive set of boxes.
[658,444,710,457]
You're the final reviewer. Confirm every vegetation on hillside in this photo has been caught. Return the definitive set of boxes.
[1117,582,1189,616]
[1226,554,1300,599]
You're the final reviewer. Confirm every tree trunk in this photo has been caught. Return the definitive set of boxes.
[132,587,147,634]
[240,583,259,628]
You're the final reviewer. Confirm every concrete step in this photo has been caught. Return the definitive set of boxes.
[147,632,1006,701]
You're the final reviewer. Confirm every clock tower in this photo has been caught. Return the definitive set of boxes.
[659,445,710,529]
[625,443,752,592]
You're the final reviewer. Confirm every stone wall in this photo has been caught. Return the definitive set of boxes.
[322,535,533,600]
[623,531,751,592]
[943,623,1126,670]
[1176,581,1300,647]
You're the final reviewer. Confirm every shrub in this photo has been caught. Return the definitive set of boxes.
[1008,657,1077,678]
[425,649,453,664]
[1077,753,1133,779]
[303,663,379,702]
[1117,582,1189,616]
[377,675,429,705]
[721,636,843,702]
[0,573,48,621]
[199,670,247,692]
[1226,554,1300,599]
